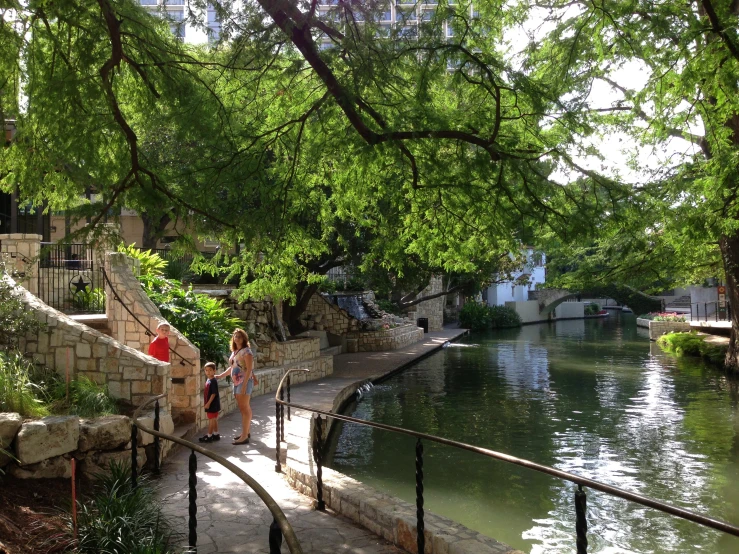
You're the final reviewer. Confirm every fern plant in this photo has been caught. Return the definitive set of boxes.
[118,244,168,277]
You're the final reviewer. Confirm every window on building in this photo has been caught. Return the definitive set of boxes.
[399,25,418,38]
[396,9,417,22]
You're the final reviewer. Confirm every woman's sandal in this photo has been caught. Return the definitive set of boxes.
[232,437,249,445]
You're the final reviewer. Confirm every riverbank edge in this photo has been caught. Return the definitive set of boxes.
[283,328,525,554]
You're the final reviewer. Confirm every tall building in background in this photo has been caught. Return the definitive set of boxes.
[139,1,221,42]
[315,1,476,50]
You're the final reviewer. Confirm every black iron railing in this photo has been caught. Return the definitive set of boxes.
[274,369,739,554]
[132,395,303,554]
[37,242,104,314]
[689,301,731,322]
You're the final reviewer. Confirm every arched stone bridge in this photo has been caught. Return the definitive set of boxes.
[530,286,664,316]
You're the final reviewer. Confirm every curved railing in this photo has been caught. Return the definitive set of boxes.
[132,395,303,554]
[274,369,739,554]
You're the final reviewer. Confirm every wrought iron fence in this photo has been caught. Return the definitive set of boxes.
[132,395,303,554]
[690,302,732,322]
[38,242,104,314]
[274,369,739,554]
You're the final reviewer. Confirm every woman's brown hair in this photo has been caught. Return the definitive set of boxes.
[230,328,250,352]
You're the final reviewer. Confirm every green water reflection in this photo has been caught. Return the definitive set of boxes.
[326,314,739,553]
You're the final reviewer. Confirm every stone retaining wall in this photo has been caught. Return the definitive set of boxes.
[218,354,333,416]
[286,465,521,554]
[641,319,691,340]
[346,324,424,352]
[305,293,360,335]
[9,274,171,410]
[0,412,173,479]
[258,336,320,368]
[105,253,201,425]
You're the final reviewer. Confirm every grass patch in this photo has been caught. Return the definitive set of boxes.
[0,352,117,418]
[656,332,727,366]
[0,351,49,417]
[52,377,118,418]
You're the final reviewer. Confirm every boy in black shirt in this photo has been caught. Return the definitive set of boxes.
[199,362,221,442]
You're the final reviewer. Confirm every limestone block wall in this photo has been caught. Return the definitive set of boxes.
[346,324,424,352]
[0,233,41,295]
[219,295,282,343]
[305,293,360,335]
[0,413,174,479]
[218,354,333,416]
[258,337,320,368]
[412,275,445,332]
[647,320,691,340]
[105,252,201,425]
[9,275,170,409]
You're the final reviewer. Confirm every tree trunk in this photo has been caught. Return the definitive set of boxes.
[719,232,739,373]
[141,212,171,250]
[282,282,319,335]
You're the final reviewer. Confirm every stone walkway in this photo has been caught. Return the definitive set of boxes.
[157,328,468,554]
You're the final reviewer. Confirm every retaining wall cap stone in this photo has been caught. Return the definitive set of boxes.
[15,415,80,465]
[78,415,131,452]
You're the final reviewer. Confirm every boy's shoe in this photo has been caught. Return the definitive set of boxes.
[212,434,221,441]
[198,435,213,443]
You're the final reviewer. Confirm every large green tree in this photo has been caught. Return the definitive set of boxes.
[1,2,634,331]
[519,0,739,371]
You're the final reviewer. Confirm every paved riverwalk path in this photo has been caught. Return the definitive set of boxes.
[157,327,469,553]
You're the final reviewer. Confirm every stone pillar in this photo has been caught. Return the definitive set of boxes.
[413,275,445,332]
[0,233,41,295]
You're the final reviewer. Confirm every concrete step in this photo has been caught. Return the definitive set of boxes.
[666,295,692,309]
[69,314,112,336]
[320,345,342,357]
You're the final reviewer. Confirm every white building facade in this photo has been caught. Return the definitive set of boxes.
[483,248,546,307]
[139,1,221,42]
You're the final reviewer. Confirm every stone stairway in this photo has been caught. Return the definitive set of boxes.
[665,295,692,311]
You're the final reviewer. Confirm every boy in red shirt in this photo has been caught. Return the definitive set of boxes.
[148,322,170,362]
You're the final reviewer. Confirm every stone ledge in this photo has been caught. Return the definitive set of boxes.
[285,462,522,554]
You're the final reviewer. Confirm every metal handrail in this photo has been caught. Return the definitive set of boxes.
[133,395,303,554]
[274,369,739,543]
[101,266,193,366]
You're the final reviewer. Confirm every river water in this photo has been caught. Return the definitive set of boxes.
[326,313,739,553]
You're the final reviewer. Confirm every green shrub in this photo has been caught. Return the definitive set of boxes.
[376,299,403,316]
[163,258,195,283]
[52,377,118,418]
[584,302,601,315]
[71,461,174,554]
[657,332,728,367]
[72,287,106,312]
[0,261,45,349]
[118,244,167,277]
[318,278,338,294]
[140,272,241,365]
[459,302,493,330]
[489,305,522,328]
[0,351,48,417]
